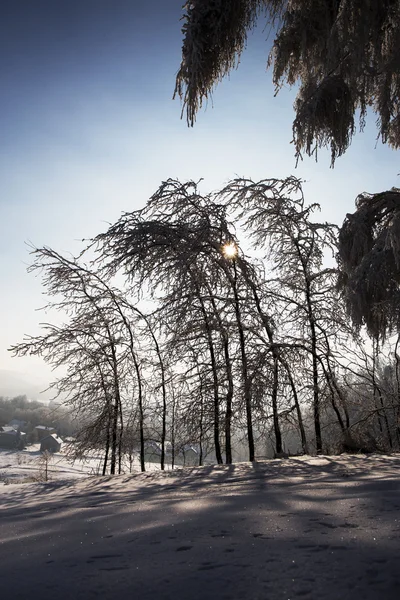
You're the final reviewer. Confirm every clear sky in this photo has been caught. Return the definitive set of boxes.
[1,0,399,399]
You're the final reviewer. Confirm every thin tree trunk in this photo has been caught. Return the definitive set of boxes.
[318,330,350,432]
[132,354,146,472]
[108,336,122,475]
[205,282,234,464]
[394,335,400,446]
[199,408,204,467]
[305,281,322,453]
[231,260,255,461]
[292,239,322,454]
[342,397,351,430]
[280,356,309,454]
[171,387,176,470]
[223,336,234,464]
[197,372,204,467]
[197,287,223,464]
[241,266,281,455]
[271,356,282,454]
[118,403,124,475]
[110,396,119,475]
[145,325,167,470]
[329,388,345,431]
[160,358,167,471]
[318,359,345,432]
[102,421,111,476]
[372,339,393,449]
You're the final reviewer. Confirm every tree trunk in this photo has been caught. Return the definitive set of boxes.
[280,356,309,454]
[109,338,122,475]
[241,267,281,457]
[147,328,167,470]
[130,350,145,472]
[319,359,345,432]
[372,340,393,449]
[160,359,167,471]
[118,404,124,475]
[198,378,204,467]
[171,388,176,470]
[231,260,254,462]
[206,282,233,465]
[102,402,111,476]
[305,283,322,454]
[197,288,223,464]
[223,336,234,464]
[318,331,349,433]
[102,431,110,476]
[110,396,119,475]
[394,335,400,447]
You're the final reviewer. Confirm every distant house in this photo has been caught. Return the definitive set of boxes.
[8,419,28,432]
[180,445,199,467]
[40,434,62,453]
[143,441,199,466]
[143,441,173,463]
[0,426,27,450]
[144,441,163,463]
[35,425,56,440]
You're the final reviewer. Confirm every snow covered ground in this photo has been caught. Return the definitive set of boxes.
[0,445,106,483]
[1,453,400,599]
[0,444,168,484]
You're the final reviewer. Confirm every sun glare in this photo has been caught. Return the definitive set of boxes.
[222,242,238,259]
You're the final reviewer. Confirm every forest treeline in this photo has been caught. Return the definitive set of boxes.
[10,178,400,474]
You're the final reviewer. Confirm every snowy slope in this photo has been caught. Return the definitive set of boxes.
[0,444,164,484]
[1,455,400,600]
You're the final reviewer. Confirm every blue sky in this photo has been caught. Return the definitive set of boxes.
[1,0,399,398]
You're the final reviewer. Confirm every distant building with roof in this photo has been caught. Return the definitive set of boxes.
[144,441,199,466]
[0,426,27,450]
[179,444,199,466]
[35,425,56,440]
[40,434,63,453]
[7,419,28,432]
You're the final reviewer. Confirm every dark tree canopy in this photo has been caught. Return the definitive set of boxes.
[175,0,400,165]
[338,188,400,340]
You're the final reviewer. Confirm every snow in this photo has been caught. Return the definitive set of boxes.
[0,445,168,484]
[0,445,106,483]
[1,453,400,599]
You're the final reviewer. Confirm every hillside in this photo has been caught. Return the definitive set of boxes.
[1,454,400,599]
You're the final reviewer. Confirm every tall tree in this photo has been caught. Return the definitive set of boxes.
[95,178,321,459]
[221,177,343,453]
[94,180,262,461]
[9,247,147,474]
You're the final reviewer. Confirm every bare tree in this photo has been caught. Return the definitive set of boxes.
[14,177,375,468]
[93,180,259,461]
[95,178,314,460]
[220,177,346,453]
[10,247,147,474]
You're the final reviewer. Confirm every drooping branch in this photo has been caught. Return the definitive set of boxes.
[175,0,400,164]
[338,188,400,341]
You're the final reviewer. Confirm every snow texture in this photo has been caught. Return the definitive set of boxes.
[1,453,400,599]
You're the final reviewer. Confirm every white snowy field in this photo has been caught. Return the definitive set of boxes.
[0,444,167,484]
[0,445,107,483]
[1,454,400,600]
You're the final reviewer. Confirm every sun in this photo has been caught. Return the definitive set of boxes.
[222,242,238,259]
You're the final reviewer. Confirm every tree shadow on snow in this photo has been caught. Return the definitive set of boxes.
[1,455,400,599]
